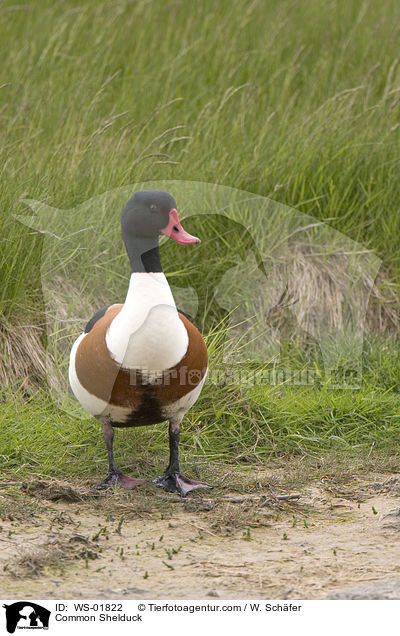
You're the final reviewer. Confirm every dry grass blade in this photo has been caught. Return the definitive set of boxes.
[0,317,49,388]
[155,493,300,505]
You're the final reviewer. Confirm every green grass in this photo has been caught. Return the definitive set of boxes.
[2,0,400,313]
[1,375,400,483]
[1,0,400,478]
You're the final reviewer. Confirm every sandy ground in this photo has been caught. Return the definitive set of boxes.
[1,472,400,599]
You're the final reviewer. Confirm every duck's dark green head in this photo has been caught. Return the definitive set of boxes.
[122,190,200,244]
[121,190,200,273]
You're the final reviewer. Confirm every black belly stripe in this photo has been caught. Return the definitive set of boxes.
[109,385,164,428]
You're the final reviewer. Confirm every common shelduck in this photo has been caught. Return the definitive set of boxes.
[68,190,211,496]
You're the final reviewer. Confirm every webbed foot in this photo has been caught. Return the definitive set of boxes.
[94,469,145,490]
[153,471,213,497]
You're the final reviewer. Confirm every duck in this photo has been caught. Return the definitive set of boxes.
[68,190,211,497]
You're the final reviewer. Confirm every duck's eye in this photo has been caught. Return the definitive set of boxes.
[150,204,158,212]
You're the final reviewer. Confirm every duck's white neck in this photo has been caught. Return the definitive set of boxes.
[105,272,189,372]
[123,272,177,317]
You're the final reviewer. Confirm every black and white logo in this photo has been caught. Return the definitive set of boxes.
[3,602,50,633]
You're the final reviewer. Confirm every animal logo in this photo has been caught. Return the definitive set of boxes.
[3,602,50,633]
[188,369,203,385]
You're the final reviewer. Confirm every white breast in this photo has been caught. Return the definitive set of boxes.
[105,272,189,373]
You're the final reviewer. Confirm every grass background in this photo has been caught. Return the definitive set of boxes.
[1,0,400,483]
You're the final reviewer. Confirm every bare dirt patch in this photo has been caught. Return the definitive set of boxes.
[1,471,400,599]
